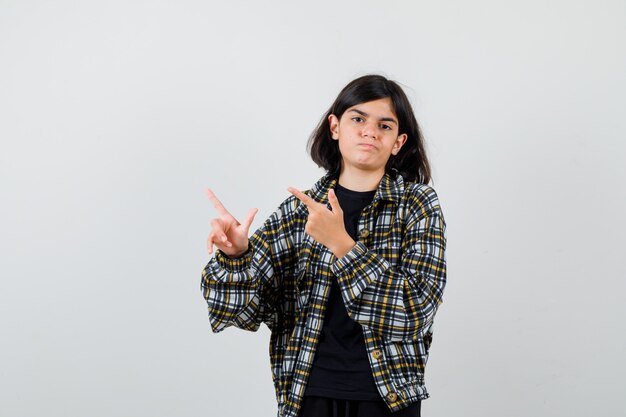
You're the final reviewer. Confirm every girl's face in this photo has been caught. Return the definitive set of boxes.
[329,97,407,175]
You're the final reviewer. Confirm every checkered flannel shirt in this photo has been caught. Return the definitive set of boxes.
[201,170,447,417]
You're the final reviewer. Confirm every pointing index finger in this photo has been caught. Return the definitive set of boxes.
[206,188,232,217]
[287,187,317,208]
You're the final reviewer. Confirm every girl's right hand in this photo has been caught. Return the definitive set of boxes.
[206,188,258,258]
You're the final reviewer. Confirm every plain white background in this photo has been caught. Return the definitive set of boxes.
[1,1,625,416]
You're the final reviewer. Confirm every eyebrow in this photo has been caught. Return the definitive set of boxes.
[348,108,398,125]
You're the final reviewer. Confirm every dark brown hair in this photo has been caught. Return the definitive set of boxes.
[307,74,431,184]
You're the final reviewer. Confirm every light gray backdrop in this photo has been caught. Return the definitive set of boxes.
[1,1,624,416]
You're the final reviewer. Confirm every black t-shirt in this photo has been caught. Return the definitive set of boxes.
[303,181,382,400]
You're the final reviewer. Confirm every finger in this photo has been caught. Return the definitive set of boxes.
[327,188,342,213]
[210,218,226,233]
[287,187,318,208]
[206,188,233,217]
[209,220,232,247]
[217,234,231,247]
[241,207,258,230]
[208,230,231,255]
[208,232,221,254]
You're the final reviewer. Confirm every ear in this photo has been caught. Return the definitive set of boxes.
[328,114,340,140]
[392,133,408,155]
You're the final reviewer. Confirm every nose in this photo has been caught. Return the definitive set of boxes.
[362,121,377,139]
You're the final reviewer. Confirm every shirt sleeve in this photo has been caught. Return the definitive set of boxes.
[330,185,447,342]
[200,201,296,333]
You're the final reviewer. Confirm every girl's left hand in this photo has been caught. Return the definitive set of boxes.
[287,187,354,256]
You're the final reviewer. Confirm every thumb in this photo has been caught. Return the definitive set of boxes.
[327,189,342,214]
[241,207,259,230]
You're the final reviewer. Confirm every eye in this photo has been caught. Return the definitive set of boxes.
[352,117,364,123]
[380,124,392,130]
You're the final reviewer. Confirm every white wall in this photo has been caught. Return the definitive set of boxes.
[1,1,624,416]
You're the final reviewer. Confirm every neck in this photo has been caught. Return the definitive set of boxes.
[337,165,385,192]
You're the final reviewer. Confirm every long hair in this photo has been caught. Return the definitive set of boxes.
[307,74,431,184]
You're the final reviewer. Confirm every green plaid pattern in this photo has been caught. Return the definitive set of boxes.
[201,170,447,417]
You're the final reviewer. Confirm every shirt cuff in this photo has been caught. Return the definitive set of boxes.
[330,241,390,285]
[214,241,254,272]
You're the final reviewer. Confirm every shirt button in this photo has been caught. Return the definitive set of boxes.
[372,349,383,359]
[386,392,398,402]
[359,228,370,238]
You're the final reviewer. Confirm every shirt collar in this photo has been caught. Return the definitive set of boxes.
[294,169,405,216]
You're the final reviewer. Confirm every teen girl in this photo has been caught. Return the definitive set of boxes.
[202,74,447,417]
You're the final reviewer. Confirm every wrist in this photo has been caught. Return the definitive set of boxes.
[223,241,250,259]
[331,235,356,259]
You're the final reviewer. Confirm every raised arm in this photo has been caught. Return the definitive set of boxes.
[201,193,296,334]
[330,185,447,342]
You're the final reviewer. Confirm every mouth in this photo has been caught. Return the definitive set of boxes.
[358,144,377,150]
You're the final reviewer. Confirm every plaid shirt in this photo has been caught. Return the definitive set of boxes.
[201,170,447,417]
